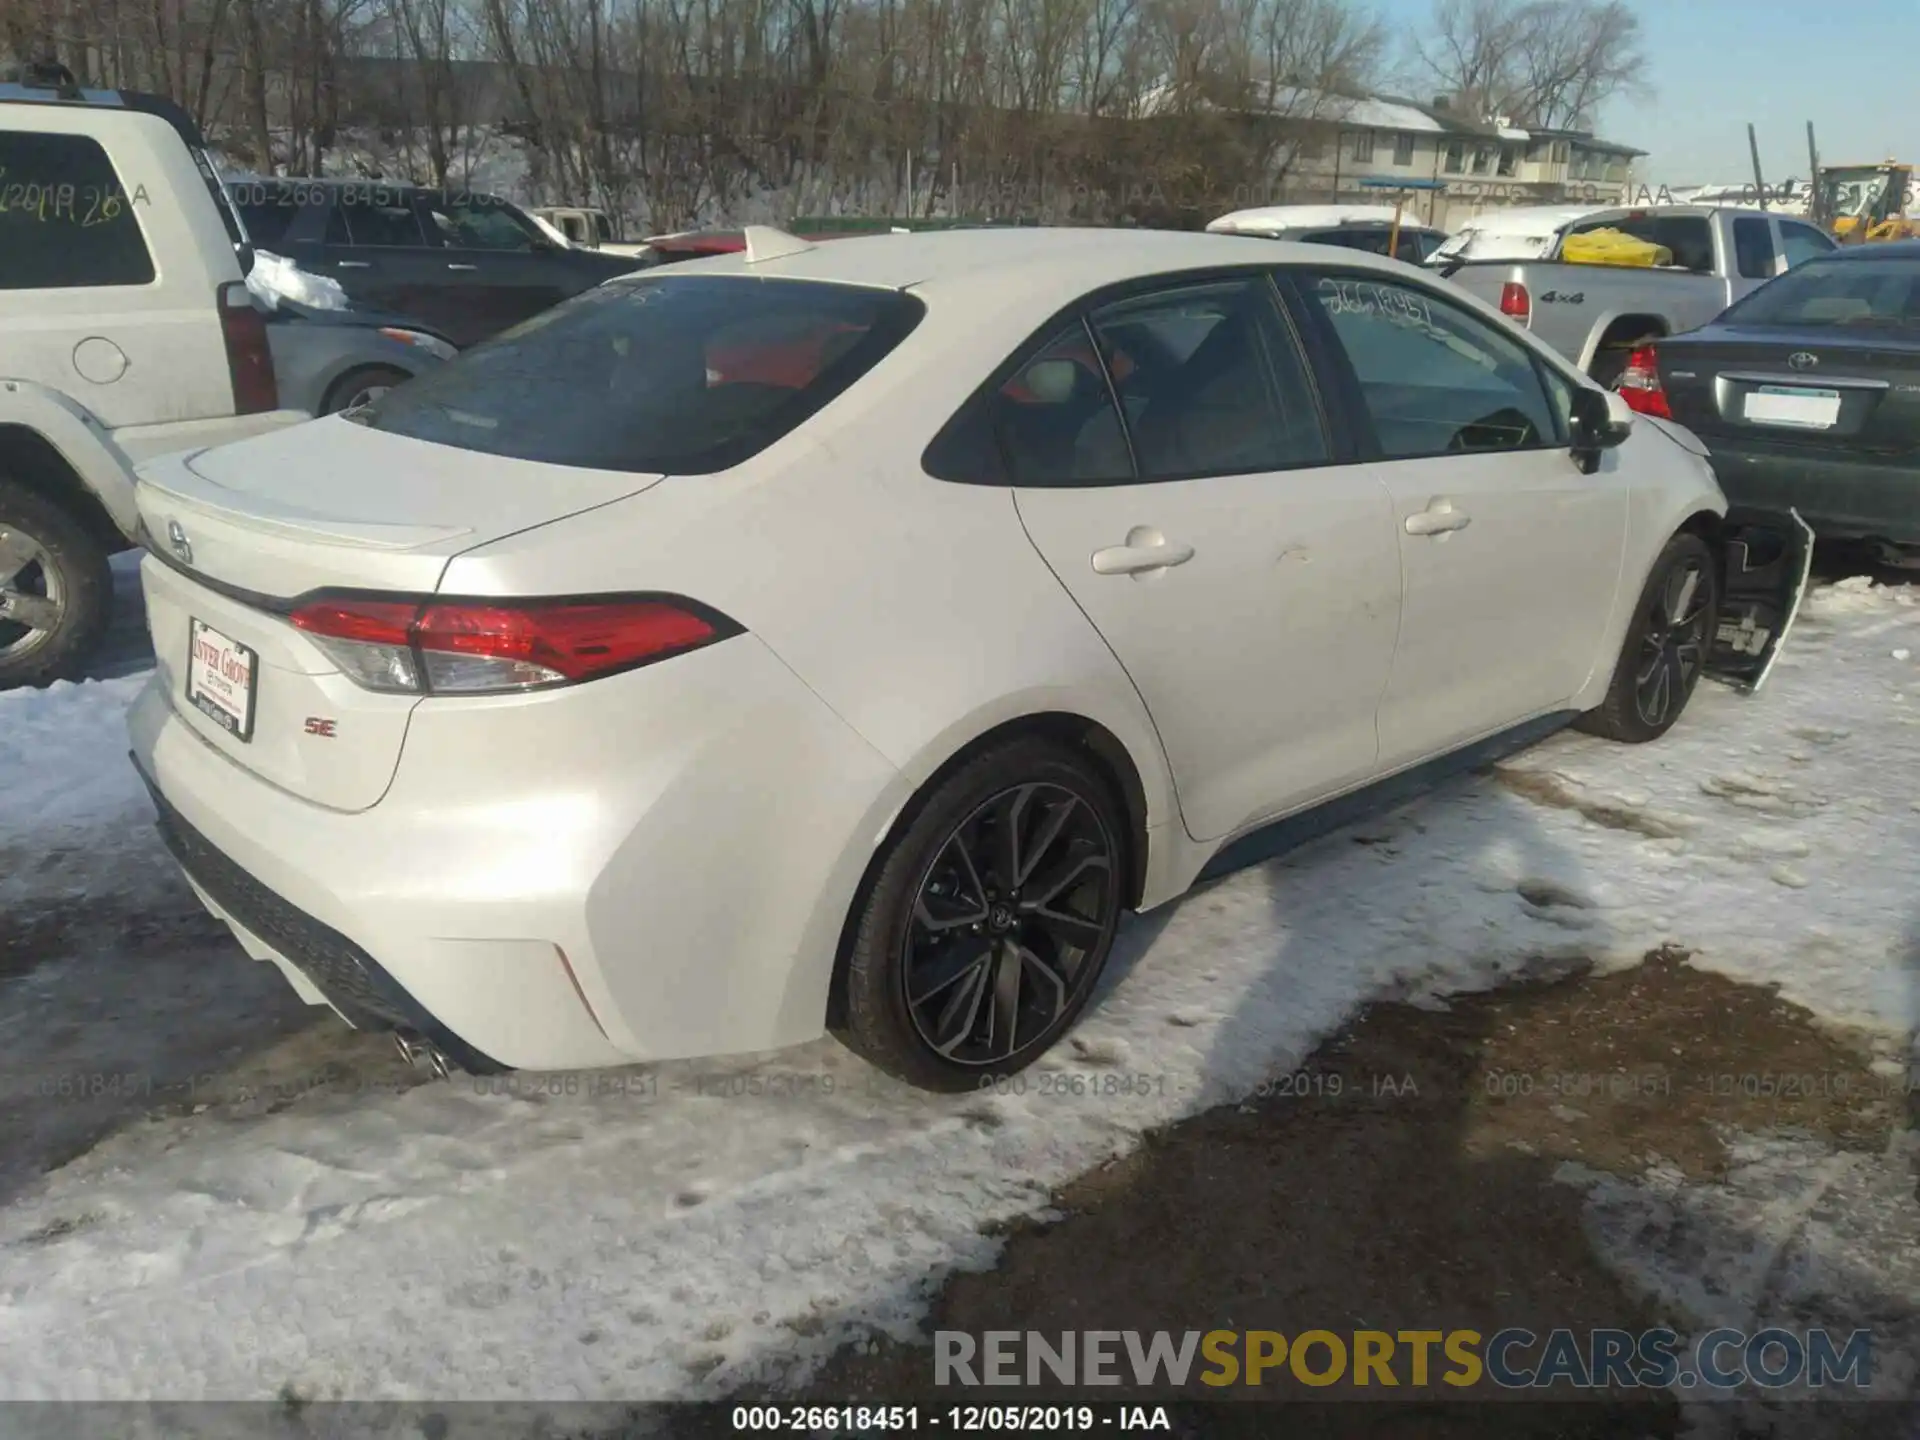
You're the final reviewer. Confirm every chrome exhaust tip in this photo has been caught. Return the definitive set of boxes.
[394,1029,451,1079]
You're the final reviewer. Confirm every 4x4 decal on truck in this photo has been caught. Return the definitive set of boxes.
[1539,290,1586,304]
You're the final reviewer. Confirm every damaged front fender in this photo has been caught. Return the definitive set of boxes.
[1707,507,1816,693]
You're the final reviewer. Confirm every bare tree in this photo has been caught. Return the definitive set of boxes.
[1407,0,1645,128]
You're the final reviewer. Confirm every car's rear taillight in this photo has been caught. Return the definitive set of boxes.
[219,281,279,415]
[1615,344,1672,418]
[289,594,738,695]
[1499,282,1531,324]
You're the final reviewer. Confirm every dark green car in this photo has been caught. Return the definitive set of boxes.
[1616,241,1920,565]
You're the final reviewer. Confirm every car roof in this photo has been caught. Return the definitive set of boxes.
[1816,239,1920,261]
[635,225,1420,296]
[1208,204,1403,233]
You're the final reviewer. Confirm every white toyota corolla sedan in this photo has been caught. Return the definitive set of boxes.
[128,226,1810,1092]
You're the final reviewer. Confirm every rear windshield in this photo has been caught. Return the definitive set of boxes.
[356,275,925,473]
[1720,257,1920,329]
[1563,214,1715,273]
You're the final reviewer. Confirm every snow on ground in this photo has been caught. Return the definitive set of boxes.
[0,578,1915,1402]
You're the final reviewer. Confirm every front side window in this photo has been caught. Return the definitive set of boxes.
[1778,221,1838,269]
[1304,273,1560,458]
[0,130,154,289]
[1733,217,1777,279]
[423,193,539,251]
[359,276,925,473]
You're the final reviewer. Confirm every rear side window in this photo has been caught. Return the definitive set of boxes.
[1732,217,1776,279]
[924,277,1326,486]
[1088,280,1327,479]
[1720,258,1920,329]
[359,276,925,473]
[0,130,154,289]
[326,189,428,248]
[1565,214,1715,273]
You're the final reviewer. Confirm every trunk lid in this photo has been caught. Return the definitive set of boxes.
[1659,327,1920,456]
[135,418,662,812]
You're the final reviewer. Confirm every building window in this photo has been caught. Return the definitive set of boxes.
[1497,147,1517,177]
[1393,133,1415,166]
[1526,139,1550,163]
[1443,141,1465,174]
[1470,145,1493,176]
[1551,140,1570,164]
[1351,130,1375,163]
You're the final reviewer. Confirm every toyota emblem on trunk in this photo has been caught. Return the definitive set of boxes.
[1788,352,1819,371]
[167,520,192,565]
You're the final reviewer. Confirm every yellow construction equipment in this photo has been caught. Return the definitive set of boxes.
[1817,160,1919,242]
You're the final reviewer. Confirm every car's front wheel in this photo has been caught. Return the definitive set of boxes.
[835,737,1127,1092]
[1577,531,1720,743]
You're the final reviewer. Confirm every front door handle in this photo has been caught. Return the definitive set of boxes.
[1404,500,1472,537]
[447,263,479,272]
[1091,526,1195,576]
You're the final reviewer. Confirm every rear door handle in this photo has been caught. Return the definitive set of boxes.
[1404,500,1472,537]
[334,260,371,269]
[446,263,479,272]
[1091,527,1195,576]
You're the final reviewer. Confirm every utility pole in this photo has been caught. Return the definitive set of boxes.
[1806,121,1829,232]
[1748,123,1769,209]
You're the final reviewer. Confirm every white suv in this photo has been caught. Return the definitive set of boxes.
[0,64,306,685]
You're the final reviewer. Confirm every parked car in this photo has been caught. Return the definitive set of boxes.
[224,177,640,347]
[128,226,1808,1091]
[1442,205,1841,383]
[265,300,457,416]
[0,66,306,686]
[528,205,650,259]
[1424,204,1608,268]
[1615,240,1920,566]
[1206,204,1450,264]
[631,227,875,268]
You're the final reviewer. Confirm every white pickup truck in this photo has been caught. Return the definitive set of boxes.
[1440,204,1840,384]
[1,64,306,685]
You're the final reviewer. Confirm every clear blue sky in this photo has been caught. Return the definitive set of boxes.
[1372,0,1920,184]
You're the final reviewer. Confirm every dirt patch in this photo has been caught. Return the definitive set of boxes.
[1492,769,1685,841]
[1461,947,1894,1182]
[724,951,1900,1432]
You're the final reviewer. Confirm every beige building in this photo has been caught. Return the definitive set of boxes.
[1267,92,1645,229]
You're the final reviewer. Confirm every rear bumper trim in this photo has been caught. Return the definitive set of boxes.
[130,749,510,1075]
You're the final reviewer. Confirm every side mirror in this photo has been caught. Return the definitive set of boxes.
[1568,385,1632,471]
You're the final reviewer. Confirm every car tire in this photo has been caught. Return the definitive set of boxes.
[1576,532,1720,744]
[321,365,412,416]
[0,477,113,689]
[835,737,1128,1093]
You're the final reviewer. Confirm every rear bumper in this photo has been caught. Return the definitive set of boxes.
[126,633,904,1072]
[1707,445,1920,544]
[133,755,509,1074]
